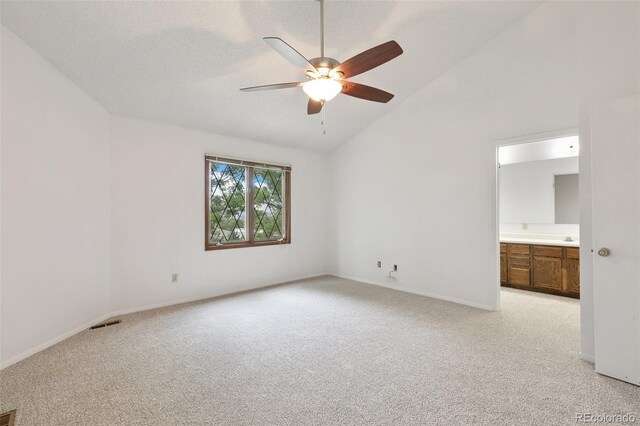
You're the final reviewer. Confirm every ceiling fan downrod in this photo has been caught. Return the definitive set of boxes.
[320,0,325,60]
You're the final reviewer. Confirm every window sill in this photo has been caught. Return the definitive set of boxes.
[205,240,291,251]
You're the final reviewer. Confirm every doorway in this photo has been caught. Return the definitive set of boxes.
[496,130,580,303]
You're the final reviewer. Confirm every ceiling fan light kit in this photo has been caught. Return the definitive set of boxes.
[240,0,403,115]
[303,78,342,102]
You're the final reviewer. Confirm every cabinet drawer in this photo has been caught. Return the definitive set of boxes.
[566,247,579,259]
[509,255,530,267]
[533,245,563,258]
[500,243,507,254]
[508,244,530,256]
[509,266,531,286]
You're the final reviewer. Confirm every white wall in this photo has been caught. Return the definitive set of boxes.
[1,27,111,366]
[576,1,640,362]
[109,116,328,313]
[328,2,578,311]
[499,156,578,224]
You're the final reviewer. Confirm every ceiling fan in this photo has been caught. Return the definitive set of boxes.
[240,0,403,115]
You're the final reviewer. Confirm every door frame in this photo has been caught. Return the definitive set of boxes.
[493,127,579,311]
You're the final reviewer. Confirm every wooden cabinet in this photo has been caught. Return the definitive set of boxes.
[500,242,579,298]
[499,244,508,284]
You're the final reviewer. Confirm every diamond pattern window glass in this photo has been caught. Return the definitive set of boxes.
[208,162,247,244]
[205,156,290,250]
[253,168,284,241]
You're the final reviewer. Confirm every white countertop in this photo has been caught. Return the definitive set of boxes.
[499,233,580,247]
[500,237,579,247]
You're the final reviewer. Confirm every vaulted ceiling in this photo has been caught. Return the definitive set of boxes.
[1,1,540,152]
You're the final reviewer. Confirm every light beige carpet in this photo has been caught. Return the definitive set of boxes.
[1,276,638,425]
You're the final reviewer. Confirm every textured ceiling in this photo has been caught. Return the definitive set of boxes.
[1,1,540,152]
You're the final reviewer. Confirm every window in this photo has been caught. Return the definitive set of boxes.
[205,156,291,250]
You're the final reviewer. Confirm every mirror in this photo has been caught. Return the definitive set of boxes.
[555,173,579,223]
[499,156,579,224]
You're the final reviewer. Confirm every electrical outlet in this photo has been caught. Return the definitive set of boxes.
[171,273,179,283]
[393,265,398,272]
[377,261,382,268]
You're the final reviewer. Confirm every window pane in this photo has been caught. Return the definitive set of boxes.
[209,162,247,243]
[253,168,284,241]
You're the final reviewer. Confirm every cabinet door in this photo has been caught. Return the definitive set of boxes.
[565,257,580,294]
[533,256,563,291]
[500,253,508,284]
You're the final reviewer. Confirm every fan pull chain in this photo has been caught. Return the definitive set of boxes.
[321,102,326,135]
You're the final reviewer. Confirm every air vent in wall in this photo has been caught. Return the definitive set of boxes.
[0,410,16,426]
[90,319,121,330]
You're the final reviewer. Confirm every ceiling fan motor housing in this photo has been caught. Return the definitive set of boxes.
[309,57,340,70]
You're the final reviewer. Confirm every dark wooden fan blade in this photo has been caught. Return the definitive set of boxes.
[341,82,394,103]
[264,37,318,72]
[240,82,304,92]
[334,41,403,79]
[307,99,323,115]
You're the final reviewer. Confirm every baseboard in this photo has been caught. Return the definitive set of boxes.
[1,272,329,371]
[580,352,595,363]
[109,272,329,317]
[330,274,496,311]
[0,312,112,370]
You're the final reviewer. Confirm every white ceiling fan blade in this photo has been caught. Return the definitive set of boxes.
[263,37,318,72]
[240,82,304,92]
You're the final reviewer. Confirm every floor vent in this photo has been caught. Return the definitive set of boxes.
[0,410,16,426]
[90,319,122,330]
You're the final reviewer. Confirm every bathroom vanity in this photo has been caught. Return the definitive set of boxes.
[500,239,579,299]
